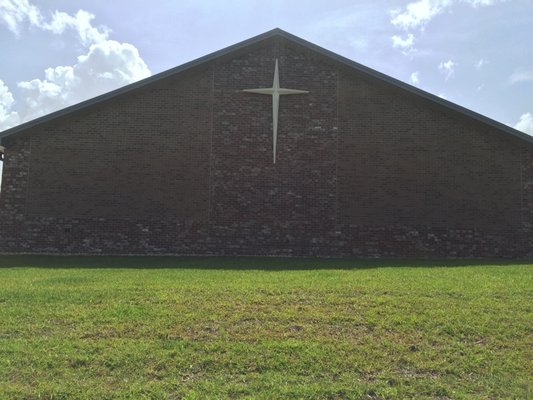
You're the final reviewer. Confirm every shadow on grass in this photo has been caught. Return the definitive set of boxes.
[0,254,531,270]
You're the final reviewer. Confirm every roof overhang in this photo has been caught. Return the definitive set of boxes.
[1,28,532,145]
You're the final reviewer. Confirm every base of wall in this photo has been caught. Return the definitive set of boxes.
[0,217,531,258]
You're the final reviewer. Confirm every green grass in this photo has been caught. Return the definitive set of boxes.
[0,256,531,399]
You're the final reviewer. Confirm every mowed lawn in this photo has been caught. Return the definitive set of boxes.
[0,257,531,399]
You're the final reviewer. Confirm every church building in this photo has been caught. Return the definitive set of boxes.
[1,29,532,257]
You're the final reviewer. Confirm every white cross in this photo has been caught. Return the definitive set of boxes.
[243,59,309,163]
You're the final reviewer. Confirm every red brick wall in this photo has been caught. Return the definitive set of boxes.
[207,39,338,254]
[0,137,30,219]
[25,69,212,222]
[0,36,531,257]
[522,148,533,233]
[337,70,523,230]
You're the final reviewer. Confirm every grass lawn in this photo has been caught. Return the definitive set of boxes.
[0,256,531,399]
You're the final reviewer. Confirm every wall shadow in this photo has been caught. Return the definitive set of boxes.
[0,254,531,270]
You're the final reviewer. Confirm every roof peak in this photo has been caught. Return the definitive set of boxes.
[1,29,532,145]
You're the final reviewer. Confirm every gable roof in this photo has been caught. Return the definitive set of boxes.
[1,28,532,145]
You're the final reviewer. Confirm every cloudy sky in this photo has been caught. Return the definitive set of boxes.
[0,0,532,179]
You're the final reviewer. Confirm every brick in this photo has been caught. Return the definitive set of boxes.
[0,36,531,257]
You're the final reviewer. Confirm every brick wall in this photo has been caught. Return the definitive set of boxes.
[26,69,212,221]
[521,148,533,238]
[207,39,338,255]
[0,36,531,257]
[338,70,523,230]
[0,137,31,220]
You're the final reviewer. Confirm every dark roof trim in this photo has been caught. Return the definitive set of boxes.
[1,28,532,144]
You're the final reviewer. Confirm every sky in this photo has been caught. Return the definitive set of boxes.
[0,0,532,181]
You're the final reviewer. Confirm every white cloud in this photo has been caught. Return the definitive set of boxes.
[0,1,150,129]
[514,112,533,135]
[475,58,488,69]
[391,33,415,51]
[0,80,20,130]
[410,71,420,85]
[17,40,150,122]
[438,59,457,81]
[390,0,508,30]
[390,0,452,30]
[0,1,108,45]
[465,0,508,6]
[76,41,150,85]
[508,70,533,84]
[43,10,110,46]
[0,0,42,35]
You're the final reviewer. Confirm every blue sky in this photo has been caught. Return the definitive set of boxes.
[0,0,532,143]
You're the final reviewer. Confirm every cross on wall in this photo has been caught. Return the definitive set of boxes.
[243,59,309,163]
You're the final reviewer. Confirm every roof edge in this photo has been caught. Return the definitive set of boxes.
[0,28,285,141]
[1,27,532,145]
[276,30,533,145]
